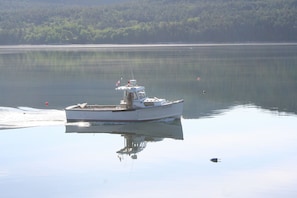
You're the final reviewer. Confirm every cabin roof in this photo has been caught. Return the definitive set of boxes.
[115,85,145,92]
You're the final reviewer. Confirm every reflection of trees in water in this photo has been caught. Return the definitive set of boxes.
[152,45,297,116]
[1,45,296,115]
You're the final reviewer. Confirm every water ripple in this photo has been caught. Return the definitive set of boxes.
[0,106,66,129]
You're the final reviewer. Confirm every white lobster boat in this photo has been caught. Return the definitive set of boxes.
[65,79,184,122]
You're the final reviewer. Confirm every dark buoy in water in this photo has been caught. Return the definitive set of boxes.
[210,158,221,163]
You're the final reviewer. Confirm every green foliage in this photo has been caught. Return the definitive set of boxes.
[0,0,297,44]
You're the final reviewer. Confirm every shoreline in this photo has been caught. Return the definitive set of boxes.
[1,42,297,50]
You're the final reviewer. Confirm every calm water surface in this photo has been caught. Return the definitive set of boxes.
[0,44,297,198]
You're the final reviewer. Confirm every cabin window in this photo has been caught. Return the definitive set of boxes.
[133,92,138,100]
[137,91,146,99]
[124,91,128,101]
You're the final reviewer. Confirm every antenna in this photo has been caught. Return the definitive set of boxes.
[130,68,135,80]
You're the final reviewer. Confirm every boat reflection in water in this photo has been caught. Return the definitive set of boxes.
[66,120,183,160]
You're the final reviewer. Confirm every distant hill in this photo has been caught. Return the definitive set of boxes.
[0,0,297,44]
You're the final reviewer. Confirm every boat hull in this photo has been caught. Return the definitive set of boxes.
[65,100,183,122]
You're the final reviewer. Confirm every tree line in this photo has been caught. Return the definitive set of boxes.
[0,0,297,44]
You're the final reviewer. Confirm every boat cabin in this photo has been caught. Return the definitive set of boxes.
[116,80,166,109]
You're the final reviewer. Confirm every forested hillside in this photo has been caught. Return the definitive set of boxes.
[0,0,297,44]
